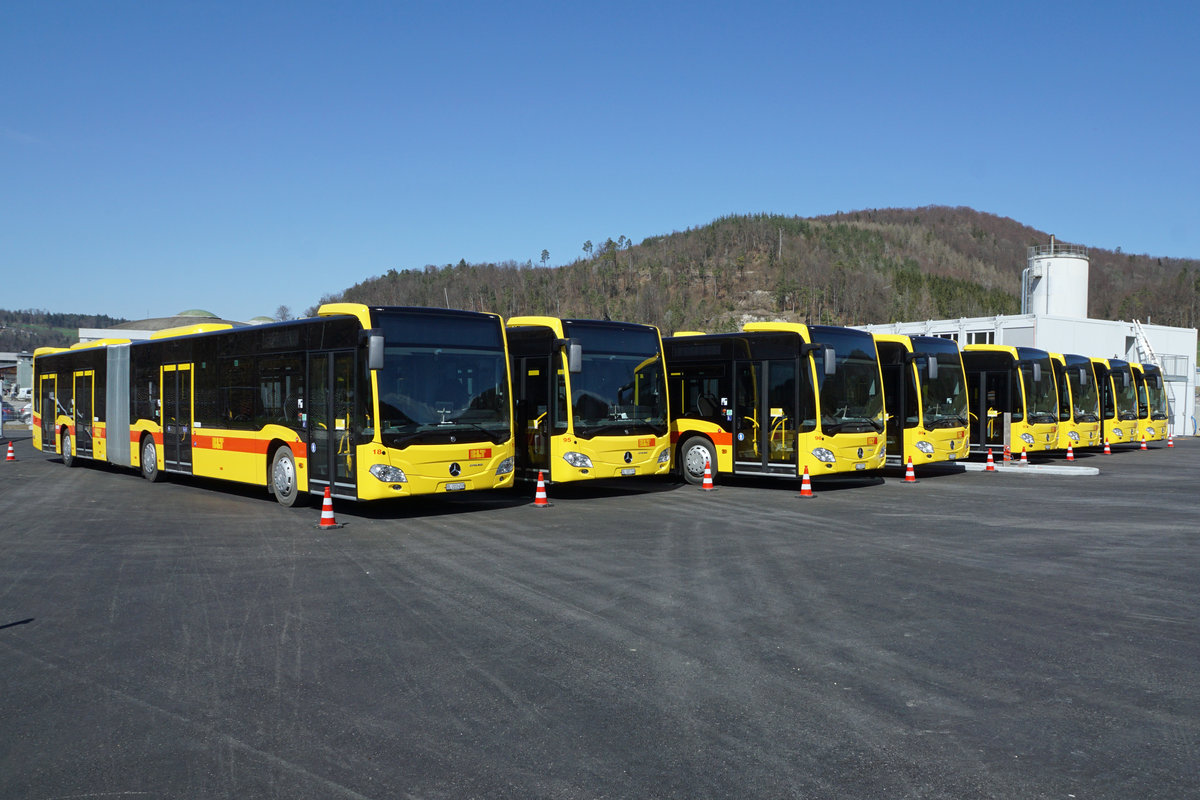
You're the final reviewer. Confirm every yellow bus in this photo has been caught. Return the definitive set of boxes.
[1131,362,1170,442]
[664,323,886,485]
[874,334,969,466]
[961,345,1059,454]
[505,317,671,483]
[1049,353,1101,450]
[32,303,516,505]
[1091,357,1140,448]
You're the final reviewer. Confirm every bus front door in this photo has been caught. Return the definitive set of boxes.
[734,360,798,476]
[309,351,358,500]
[514,354,552,478]
[39,374,57,452]
[162,364,193,473]
[73,370,94,459]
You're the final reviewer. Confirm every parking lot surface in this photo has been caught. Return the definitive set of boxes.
[2,434,1198,799]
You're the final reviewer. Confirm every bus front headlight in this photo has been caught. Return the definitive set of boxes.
[563,451,593,468]
[657,449,671,464]
[1020,433,1035,445]
[1068,431,1080,442]
[915,441,935,454]
[495,457,514,476]
[369,464,408,483]
[812,448,836,463]
[1113,427,1123,438]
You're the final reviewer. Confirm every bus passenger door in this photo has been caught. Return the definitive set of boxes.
[515,355,551,477]
[162,364,193,473]
[39,374,58,452]
[734,360,797,474]
[309,351,358,500]
[73,370,94,459]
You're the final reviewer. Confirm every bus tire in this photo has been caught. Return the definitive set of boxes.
[679,436,716,486]
[141,436,162,482]
[61,430,76,468]
[270,446,301,507]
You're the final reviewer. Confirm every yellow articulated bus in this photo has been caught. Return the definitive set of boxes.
[1091,357,1140,448]
[1131,362,1170,443]
[873,334,969,466]
[32,303,516,505]
[664,323,886,485]
[505,317,671,483]
[1049,353,1101,450]
[961,345,1059,455]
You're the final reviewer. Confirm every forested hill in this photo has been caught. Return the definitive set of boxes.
[0,310,129,351]
[326,206,1200,334]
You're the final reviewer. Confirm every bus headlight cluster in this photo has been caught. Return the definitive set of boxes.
[1068,431,1080,442]
[811,448,836,463]
[1113,427,1123,438]
[1020,433,1035,445]
[915,441,935,454]
[495,457,514,476]
[369,464,408,483]
[657,449,671,464]
[563,451,593,468]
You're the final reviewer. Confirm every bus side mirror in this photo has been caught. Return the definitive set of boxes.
[367,331,385,370]
[1155,375,1163,389]
[557,338,583,373]
[823,346,836,376]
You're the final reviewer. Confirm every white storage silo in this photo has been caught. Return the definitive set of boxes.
[1022,236,1089,318]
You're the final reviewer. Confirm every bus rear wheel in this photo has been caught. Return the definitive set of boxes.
[270,447,301,507]
[680,436,716,486]
[141,437,161,482]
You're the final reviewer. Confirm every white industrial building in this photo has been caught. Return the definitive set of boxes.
[859,240,1197,436]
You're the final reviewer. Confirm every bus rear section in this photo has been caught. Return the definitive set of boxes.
[1049,353,1101,450]
[874,334,969,466]
[961,345,1059,456]
[1131,363,1170,443]
[665,323,886,485]
[506,317,670,483]
[32,304,517,506]
[1091,358,1140,448]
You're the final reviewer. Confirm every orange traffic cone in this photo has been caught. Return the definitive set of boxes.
[903,456,918,484]
[699,457,717,491]
[1003,444,1011,463]
[317,486,343,529]
[1066,443,1074,462]
[1103,439,1111,455]
[533,470,552,507]
[798,465,815,498]
[5,441,14,462]
[1019,447,1028,466]
[1140,436,1147,451]
[985,448,996,471]
[1167,434,1174,447]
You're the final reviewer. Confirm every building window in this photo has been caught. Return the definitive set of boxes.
[967,331,995,345]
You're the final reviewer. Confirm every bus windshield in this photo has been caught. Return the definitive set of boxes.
[812,328,884,434]
[563,321,667,439]
[1018,353,1058,424]
[916,341,968,429]
[1111,364,1139,421]
[1068,363,1100,422]
[1144,371,1170,419]
[374,312,511,448]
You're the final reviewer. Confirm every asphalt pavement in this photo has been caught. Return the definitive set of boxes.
[1,432,1197,799]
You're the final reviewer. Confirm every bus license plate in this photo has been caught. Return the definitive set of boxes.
[445,482,466,491]
[621,468,636,476]
[855,463,866,470]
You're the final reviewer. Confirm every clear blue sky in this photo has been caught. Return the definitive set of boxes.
[3,1,1198,324]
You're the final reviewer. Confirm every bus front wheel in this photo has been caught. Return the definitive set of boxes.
[680,436,716,486]
[141,437,161,482]
[61,430,76,468]
[270,447,301,507]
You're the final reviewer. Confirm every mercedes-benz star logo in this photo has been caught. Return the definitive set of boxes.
[624,452,633,464]
[449,463,461,477]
